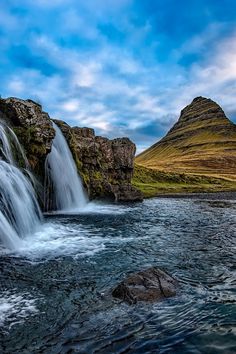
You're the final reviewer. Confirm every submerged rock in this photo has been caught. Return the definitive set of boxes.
[112,267,178,304]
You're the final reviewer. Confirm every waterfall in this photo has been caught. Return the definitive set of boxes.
[0,123,42,249]
[0,124,29,168]
[45,123,88,211]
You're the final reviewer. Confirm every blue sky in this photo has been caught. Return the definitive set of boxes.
[1,0,236,152]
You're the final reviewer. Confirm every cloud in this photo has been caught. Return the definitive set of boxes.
[0,0,236,152]
[7,78,25,95]
[167,31,236,113]
[61,99,80,113]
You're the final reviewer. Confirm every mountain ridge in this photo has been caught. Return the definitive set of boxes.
[136,96,236,180]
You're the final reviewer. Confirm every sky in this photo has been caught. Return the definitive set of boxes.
[1,0,236,153]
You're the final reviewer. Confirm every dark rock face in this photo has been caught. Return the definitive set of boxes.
[112,267,178,304]
[54,119,143,201]
[0,97,55,178]
[0,97,142,203]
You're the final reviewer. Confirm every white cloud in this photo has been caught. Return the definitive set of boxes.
[72,63,99,88]
[133,94,164,116]
[61,9,100,39]
[172,22,226,60]
[61,99,80,112]
[7,79,25,95]
[3,22,236,151]
[118,58,141,74]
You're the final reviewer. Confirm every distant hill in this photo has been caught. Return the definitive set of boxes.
[136,97,236,181]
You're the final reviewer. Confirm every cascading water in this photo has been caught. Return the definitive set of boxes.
[45,122,88,212]
[0,124,29,168]
[0,123,42,249]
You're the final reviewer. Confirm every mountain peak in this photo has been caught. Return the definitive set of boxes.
[178,96,227,125]
[136,97,236,179]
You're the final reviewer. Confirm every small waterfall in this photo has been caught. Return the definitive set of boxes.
[0,124,29,168]
[45,123,88,211]
[0,124,15,165]
[0,123,42,249]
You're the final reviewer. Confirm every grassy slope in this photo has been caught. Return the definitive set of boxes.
[136,99,236,180]
[132,164,236,198]
[135,98,236,196]
[136,128,236,179]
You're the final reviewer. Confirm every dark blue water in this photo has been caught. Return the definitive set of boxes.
[0,197,236,353]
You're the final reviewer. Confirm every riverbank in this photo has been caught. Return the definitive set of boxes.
[153,191,236,200]
[132,165,236,198]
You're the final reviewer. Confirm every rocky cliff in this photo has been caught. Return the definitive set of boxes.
[0,97,143,203]
[0,97,55,179]
[136,97,236,180]
[53,119,142,201]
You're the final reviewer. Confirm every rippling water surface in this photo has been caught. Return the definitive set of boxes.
[0,196,236,353]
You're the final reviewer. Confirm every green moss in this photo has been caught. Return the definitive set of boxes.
[30,144,47,155]
[132,164,236,198]
[75,157,83,171]
[92,171,102,180]
[78,171,89,191]
[13,126,37,144]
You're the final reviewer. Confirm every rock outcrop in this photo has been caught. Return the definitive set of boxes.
[54,119,143,201]
[136,97,236,180]
[112,267,178,304]
[0,97,143,203]
[0,97,55,178]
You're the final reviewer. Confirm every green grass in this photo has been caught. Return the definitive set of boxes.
[136,106,236,179]
[132,165,236,198]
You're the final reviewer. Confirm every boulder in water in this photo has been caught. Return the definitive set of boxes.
[112,267,178,304]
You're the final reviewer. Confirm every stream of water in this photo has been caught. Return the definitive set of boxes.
[44,123,88,212]
[0,123,42,249]
[0,196,235,354]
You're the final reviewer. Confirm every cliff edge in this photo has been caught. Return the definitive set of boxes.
[0,97,143,203]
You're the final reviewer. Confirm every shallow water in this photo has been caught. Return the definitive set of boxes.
[0,197,236,353]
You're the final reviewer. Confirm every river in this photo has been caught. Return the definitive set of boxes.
[0,196,235,353]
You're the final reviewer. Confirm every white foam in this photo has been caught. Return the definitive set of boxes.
[0,201,136,260]
[46,201,138,216]
[0,291,38,328]
[13,222,106,260]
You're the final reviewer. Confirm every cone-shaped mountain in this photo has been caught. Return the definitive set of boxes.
[136,97,236,179]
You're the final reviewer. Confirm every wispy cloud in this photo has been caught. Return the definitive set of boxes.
[1,0,236,151]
